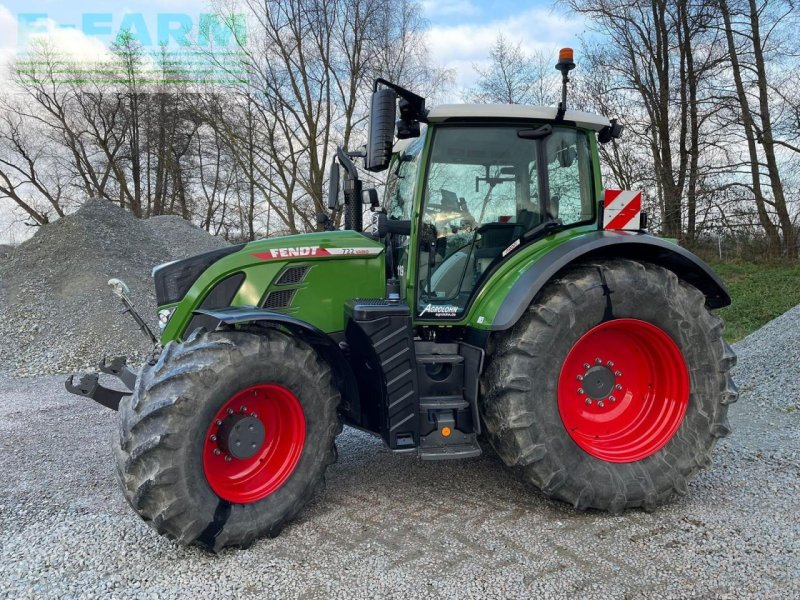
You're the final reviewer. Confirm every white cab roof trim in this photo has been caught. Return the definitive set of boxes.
[426,104,611,131]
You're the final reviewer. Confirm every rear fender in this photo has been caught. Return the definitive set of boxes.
[491,231,730,331]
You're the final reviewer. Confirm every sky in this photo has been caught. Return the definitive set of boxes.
[0,0,586,243]
[0,0,586,89]
[422,0,585,90]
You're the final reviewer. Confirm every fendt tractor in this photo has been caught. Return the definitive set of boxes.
[67,50,738,551]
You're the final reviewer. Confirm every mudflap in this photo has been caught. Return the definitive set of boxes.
[65,356,138,411]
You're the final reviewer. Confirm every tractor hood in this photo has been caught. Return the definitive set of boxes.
[153,231,383,307]
[242,230,384,262]
[155,229,386,341]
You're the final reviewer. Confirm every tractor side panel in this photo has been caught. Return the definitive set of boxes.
[161,231,386,343]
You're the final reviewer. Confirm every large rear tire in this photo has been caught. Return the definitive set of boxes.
[481,259,738,512]
[113,328,341,551]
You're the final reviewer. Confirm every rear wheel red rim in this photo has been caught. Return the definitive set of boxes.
[203,384,306,503]
[557,318,689,463]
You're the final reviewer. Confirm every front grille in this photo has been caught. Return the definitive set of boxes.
[263,289,296,310]
[276,266,310,286]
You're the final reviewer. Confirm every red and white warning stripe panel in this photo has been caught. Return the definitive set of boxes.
[603,189,642,231]
[252,246,383,260]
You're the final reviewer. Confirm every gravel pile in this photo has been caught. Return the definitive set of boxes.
[730,303,800,412]
[0,311,798,598]
[0,200,227,376]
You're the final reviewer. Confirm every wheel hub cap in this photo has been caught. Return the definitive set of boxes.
[217,414,266,460]
[582,365,616,400]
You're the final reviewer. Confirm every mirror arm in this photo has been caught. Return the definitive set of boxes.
[336,146,359,179]
[374,78,427,122]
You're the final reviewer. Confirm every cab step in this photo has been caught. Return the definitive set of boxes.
[419,395,469,410]
[418,442,482,461]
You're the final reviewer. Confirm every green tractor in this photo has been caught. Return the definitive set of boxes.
[67,51,737,551]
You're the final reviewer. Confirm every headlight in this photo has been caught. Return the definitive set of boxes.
[158,308,175,330]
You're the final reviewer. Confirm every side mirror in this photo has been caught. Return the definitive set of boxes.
[327,161,340,210]
[108,278,131,299]
[365,87,397,172]
[362,188,379,208]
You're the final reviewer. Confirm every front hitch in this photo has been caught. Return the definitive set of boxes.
[65,278,159,410]
[65,358,136,411]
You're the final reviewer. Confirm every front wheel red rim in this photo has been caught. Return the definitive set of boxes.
[557,319,690,463]
[203,384,306,504]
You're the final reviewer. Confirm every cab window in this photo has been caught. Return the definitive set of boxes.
[384,136,424,291]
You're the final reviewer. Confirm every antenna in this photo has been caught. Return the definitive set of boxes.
[555,48,576,122]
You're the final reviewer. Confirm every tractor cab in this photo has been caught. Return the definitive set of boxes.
[325,63,622,328]
[382,107,605,322]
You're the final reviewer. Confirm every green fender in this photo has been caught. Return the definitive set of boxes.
[469,230,730,332]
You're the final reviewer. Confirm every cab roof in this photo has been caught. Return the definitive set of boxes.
[426,104,611,132]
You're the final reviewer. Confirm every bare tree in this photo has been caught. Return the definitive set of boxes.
[0,0,444,242]
[467,35,558,106]
[201,0,442,236]
[0,105,66,225]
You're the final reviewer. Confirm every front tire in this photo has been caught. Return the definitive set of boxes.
[113,328,341,550]
[481,259,738,512]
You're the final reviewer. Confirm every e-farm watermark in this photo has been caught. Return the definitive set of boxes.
[16,12,249,85]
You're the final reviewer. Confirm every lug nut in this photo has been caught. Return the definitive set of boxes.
[251,413,258,419]
[210,435,217,442]
[585,398,592,405]
[598,401,605,408]
[240,405,248,413]
[213,449,221,456]
[224,455,232,462]
[577,375,584,381]
[578,388,585,395]
[607,361,614,367]
[595,358,602,364]
[215,419,222,426]
[227,408,234,415]
[615,384,622,390]
[615,371,622,377]
[609,396,616,402]
[584,363,590,369]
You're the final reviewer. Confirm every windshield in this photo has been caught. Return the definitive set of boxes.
[417,125,594,318]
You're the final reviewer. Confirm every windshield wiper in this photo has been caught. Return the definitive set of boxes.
[519,217,563,244]
[517,124,553,140]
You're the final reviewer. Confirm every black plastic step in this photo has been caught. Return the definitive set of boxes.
[418,443,482,461]
[416,354,464,365]
[419,396,469,410]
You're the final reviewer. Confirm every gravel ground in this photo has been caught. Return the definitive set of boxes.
[0,322,798,598]
[0,200,227,376]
